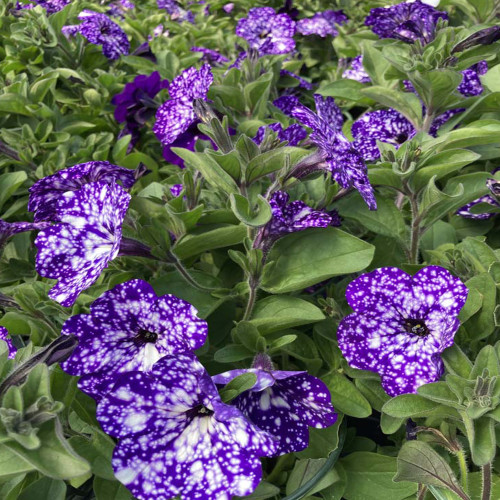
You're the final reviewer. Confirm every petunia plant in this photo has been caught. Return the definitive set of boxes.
[0,0,500,499]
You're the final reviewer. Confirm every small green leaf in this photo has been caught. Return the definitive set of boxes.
[286,459,337,496]
[230,194,272,227]
[93,477,133,500]
[0,171,28,212]
[220,373,257,403]
[324,372,372,418]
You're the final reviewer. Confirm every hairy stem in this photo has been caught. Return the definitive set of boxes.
[408,192,421,264]
[482,463,492,500]
[242,278,258,321]
[167,251,217,293]
[456,449,469,494]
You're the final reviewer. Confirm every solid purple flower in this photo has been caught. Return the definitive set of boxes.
[112,72,169,145]
[61,279,207,399]
[0,326,17,360]
[279,69,314,90]
[289,95,377,209]
[96,354,277,500]
[35,181,130,307]
[352,109,417,161]
[457,61,488,97]
[153,64,213,146]
[456,170,500,219]
[191,47,229,65]
[236,7,296,55]
[17,0,69,13]
[253,123,307,147]
[62,10,129,60]
[296,10,347,37]
[213,353,337,455]
[337,266,468,397]
[0,219,51,247]
[365,0,448,44]
[342,55,370,83]
[28,161,142,222]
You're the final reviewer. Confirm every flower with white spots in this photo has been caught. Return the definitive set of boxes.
[0,219,51,248]
[296,10,347,38]
[342,55,370,83]
[456,170,500,219]
[96,354,277,500]
[213,353,337,455]
[0,326,16,359]
[34,181,130,307]
[337,266,468,397]
[61,279,208,399]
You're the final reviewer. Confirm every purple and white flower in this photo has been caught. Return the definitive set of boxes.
[280,69,314,90]
[28,161,142,222]
[342,55,370,83]
[61,279,207,399]
[157,0,194,23]
[16,0,69,13]
[253,123,307,147]
[296,10,347,38]
[457,61,488,97]
[236,7,296,55]
[365,0,448,44]
[213,353,337,455]
[153,64,213,146]
[456,170,500,219]
[96,354,277,500]
[35,181,130,307]
[337,266,468,397]
[0,219,51,247]
[0,326,17,359]
[62,10,129,60]
[191,47,229,65]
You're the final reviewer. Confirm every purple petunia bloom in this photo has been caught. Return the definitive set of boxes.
[236,7,296,55]
[112,72,169,146]
[273,95,301,116]
[253,122,307,147]
[352,109,417,161]
[287,95,377,209]
[0,219,51,247]
[191,47,229,65]
[153,64,213,146]
[342,55,370,83]
[61,279,207,399]
[16,0,69,13]
[337,266,468,397]
[170,184,183,197]
[279,69,314,90]
[62,10,129,60]
[96,354,277,500]
[365,0,447,44]
[0,326,17,359]
[457,61,488,97]
[213,353,337,456]
[35,181,130,307]
[107,0,135,18]
[28,161,142,222]
[255,191,340,250]
[296,10,347,38]
[456,170,500,219]
[157,0,194,23]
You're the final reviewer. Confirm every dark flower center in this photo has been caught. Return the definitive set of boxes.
[133,329,158,345]
[404,318,429,337]
[396,132,408,144]
[187,404,214,419]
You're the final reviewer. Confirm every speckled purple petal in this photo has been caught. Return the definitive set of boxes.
[297,10,347,37]
[0,326,16,359]
[458,61,488,97]
[342,55,370,83]
[34,181,130,306]
[168,64,213,101]
[314,94,343,132]
[153,100,195,146]
[456,195,500,220]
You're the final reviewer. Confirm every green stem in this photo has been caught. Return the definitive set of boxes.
[420,109,435,134]
[266,454,294,484]
[408,192,421,264]
[456,449,469,494]
[242,279,257,321]
[167,251,217,293]
[482,463,492,500]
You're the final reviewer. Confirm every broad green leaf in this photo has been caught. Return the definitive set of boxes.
[341,452,417,500]
[296,415,344,460]
[382,394,439,418]
[354,378,390,412]
[213,344,254,363]
[318,79,372,104]
[469,417,496,466]
[230,194,272,227]
[220,373,258,403]
[93,477,133,500]
[244,481,280,499]
[286,459,337,496]
[0,445,34,480]
[261,228,374,294]
[18,477,66,500]
[463,274,497,341]
[0,171,28,212]
[250,296,325,333]
[441,345,472,379]
[324,372,372,418]
[417,382,461,407]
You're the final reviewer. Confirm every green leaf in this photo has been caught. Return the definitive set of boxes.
[417,382,461,407]
[93,477,133,500]
[244,481,280,499]
[296,415,344,460]
[394,441,465,498]
[380,413,405,435]
[0,94,31,116]
[469,417,496,466]
[261,228,375,294]
[361,43,392,87]
[250,296,325,333]
[230,194,272,227]
[382,394,439,418]
[354,378,390,412]
[213,344,254,363]
[206,150,241,182]
[286,459,337,496]
[173,225,247,259]
[0,445,34,480]
[341,452,417,500]
[220,373,258,403]
[317,79,372,104]
[324,372,372,418]
[470,344,499,379]
[441,345,472,379]
[0,171,28,212]
[18,477,66,500]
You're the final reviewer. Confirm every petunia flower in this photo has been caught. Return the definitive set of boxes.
[112,72,169,146]
[28,161,143,222]
[61,279,207,399]
[253,122,307,147]
[62,10,129,60]
[190,47,229,65]
[337,266,468,397]
[457,61,488,97]
[287,95,377,209]
[456,170,500,219]
[96,354,277,500]
[0,326,17,359]
[153,64,213,146]
[342,55,370,83]
[157,0,194,23]
[213,353,337,455]
[279,69,314,90]
[296,10,347,38]
[236,7,296,56]
[0,219,51,248]
[107,0,135,18]
[254,191,340,251]
[352,109,417,161]
[16,0,69,13]
[365,0,448,44]
[35,181,130,307]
